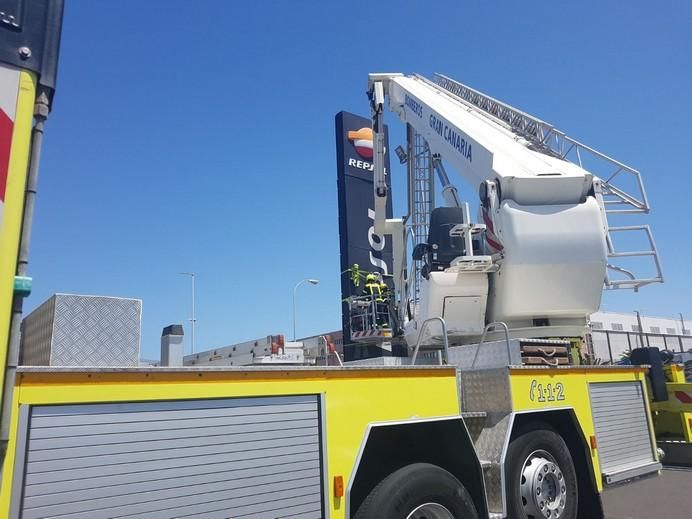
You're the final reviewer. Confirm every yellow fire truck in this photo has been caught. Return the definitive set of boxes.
[0,364,659,519]
[0,3,669,519]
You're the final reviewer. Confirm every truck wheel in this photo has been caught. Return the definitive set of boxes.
[354,463,478,519]
[506,427,578,519]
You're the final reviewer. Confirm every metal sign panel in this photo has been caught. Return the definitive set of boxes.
[335,111,393,356]
[0,0,64,96]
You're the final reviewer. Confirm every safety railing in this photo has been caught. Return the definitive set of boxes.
[589,329,692,364]
[320,347,343,367]
[471,321,511,369]
[605,225,663,291]
[410,317,449,365]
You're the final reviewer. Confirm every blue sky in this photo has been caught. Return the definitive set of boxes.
[28,1,692,360]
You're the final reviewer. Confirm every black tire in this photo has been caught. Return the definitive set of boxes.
[354,462,478,519]
[505,427,578,519]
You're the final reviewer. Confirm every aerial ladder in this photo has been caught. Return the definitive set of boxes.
[365,73,663,354]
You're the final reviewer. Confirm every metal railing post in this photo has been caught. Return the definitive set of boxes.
[471,322,511,369]
[411,317,449,365]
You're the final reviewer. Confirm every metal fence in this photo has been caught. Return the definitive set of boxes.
[588,330,692,364]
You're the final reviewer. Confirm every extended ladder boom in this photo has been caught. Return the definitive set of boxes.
[368,73,663,293]
[370,73,593,207]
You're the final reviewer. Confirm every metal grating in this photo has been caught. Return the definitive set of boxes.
[14,395,324,519]
[19,297,55,366]
[432,73,553,144]
[589,381,659,484]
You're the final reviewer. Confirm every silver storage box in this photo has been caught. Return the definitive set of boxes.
[20,294,141,366]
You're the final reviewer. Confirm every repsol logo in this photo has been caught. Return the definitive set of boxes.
[348,158,374,171]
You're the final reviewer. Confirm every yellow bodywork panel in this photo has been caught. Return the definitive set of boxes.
[510,366,653,492]
[651,365,692,442]
[0,367,460,518]
[0,364,656,516]
[0,68,36,395]
[664,364,687,384]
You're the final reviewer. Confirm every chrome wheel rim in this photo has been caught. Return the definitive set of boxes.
[520,449,567,518]
[407,502,456,519]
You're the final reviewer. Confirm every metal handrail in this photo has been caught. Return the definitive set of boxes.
[604,225,664,291]
[471,321,511,369]
[405,226,417,312]
[411,317,449,365]
[319,337,344,367]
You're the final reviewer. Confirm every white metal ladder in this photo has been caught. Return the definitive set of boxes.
[407,124,435,310]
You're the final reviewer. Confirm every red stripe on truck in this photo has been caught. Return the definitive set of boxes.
[674,391,692,404]
[0,109,14,202]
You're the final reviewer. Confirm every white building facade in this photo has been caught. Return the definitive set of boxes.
[589,311,692,362]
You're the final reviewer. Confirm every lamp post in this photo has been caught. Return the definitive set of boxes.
[635,310,644,348]
[293,279,319,341]
[180,272,196,353]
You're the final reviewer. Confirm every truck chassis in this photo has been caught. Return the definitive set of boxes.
[0,359,658,519]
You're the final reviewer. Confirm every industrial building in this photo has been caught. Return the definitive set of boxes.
[589,311,691,363]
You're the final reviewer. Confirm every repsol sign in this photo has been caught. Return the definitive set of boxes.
[335,111,394,342]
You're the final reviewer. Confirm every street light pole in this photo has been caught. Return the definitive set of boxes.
[680,313,686,335]
[293,278,319,341]
[635,310,643,348]
[180,272,196,353]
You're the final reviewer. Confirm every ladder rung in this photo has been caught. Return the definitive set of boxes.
[607,277,663,286]
[608,225,649,232]
[608,251,655,258]
[605,209,648,214]
[461,411,488,419]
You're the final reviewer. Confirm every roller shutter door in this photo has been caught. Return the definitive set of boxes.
[13,395,325,519]
[589,381,660,484]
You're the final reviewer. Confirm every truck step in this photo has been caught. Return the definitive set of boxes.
[657,440,692,467]
[461,411,488,419]
[480,458,504,516]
